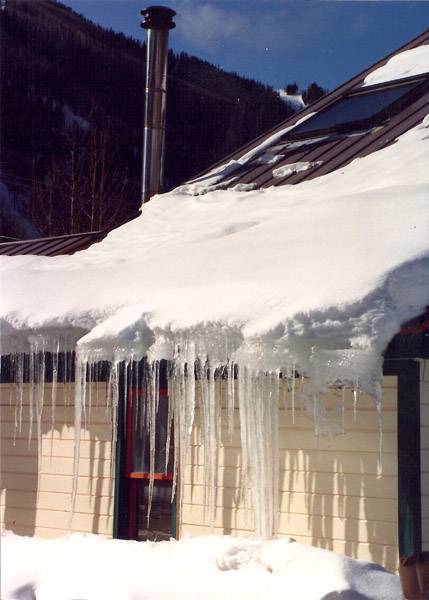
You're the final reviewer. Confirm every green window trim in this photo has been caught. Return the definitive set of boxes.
[384,358,422,557]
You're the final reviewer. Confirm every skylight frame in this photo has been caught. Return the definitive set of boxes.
[283,73,429,141]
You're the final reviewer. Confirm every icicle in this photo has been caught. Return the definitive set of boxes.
[282,375,287,412]
[50,344,59,459]
[87,361,94,426]
[108,362,119,482]
[165,362,174,475]
[122,359,129,438]
[291,364,296,424]
[70,354,87,528]
[373,384,383,468]
[353,388,358,421]
[269,370,280,535]
[170,366,179,504]
[35,342,46,498]
[28,351,35,449]
[216,368,222,447]
[237,365,249,519]
[226,361,235,439]
[64,351,69,406]
[236,366,280,536]
[13,353,25,442]
[146,359,160,526]
[95,361,101,407]
[197,358,220,530]
[170,339,196,536]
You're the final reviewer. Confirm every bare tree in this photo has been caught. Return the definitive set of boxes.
[30,123,131,237]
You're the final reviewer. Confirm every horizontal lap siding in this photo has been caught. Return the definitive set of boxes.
[1,383,114,538]
[181,377,398,571]
[421,360,429,551]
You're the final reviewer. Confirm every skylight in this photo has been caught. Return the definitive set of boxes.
[285,75,429,139]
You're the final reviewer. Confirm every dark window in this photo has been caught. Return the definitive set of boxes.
[286,75,429,139]
[131,389,173,476]
[126,388,176,542]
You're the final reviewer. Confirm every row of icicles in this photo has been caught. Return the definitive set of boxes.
[3,344,364,537]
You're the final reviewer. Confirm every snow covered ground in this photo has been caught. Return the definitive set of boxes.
[1,531,402,600]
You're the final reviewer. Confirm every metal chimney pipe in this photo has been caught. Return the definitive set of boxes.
[140,6,176,205]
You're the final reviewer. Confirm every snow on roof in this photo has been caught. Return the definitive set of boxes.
[1,43,429,399]
[363,45,429,86]
[1,111,428,397]
[175,112,316,196]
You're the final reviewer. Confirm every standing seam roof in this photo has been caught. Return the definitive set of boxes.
[194,29,429,190]
[0,231,106,256]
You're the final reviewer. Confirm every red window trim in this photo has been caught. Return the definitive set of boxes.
[129,472,174,480]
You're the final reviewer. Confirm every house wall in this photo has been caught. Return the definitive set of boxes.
[181,376,399,572]
[421,359,429,551]
[1,382,114,539]
[1,375,402,570]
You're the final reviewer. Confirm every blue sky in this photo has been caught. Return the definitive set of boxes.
[61,0,429,91]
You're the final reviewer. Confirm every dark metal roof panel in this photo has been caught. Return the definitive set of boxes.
[228,88,429,189]
[277,96,429,187]
[227,29,429,165]
[0,231,107,256]
[194,29,429,190]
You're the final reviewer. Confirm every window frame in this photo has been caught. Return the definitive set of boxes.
[284,73,429,141]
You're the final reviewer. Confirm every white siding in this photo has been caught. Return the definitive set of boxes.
[1,383,114,538]
[1,375,402,571]
[182,377,399,571]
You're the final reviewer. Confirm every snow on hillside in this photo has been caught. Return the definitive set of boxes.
[277,89,305,111]
[1,531,402,600]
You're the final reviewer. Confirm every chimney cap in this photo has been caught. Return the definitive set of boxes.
[141,6,176,30]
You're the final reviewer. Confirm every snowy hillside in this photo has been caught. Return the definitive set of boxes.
[277,88,305,111]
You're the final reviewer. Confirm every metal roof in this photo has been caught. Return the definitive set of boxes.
[197,29,429,190]
[0,231,106,256]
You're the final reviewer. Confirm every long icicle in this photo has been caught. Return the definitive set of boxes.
[147,359,159,526]
[70,353,86,529]
[50,342,59,460]
[35,341,46,500]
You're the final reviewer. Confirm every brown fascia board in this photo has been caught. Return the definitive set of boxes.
[189,29,429,183]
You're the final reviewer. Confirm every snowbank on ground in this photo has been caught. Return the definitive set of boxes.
[0,531,402,600]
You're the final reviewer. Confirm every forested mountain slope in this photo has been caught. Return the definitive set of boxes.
[1,0,295,239]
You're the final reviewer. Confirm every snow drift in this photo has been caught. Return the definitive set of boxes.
[0,531,402,600]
